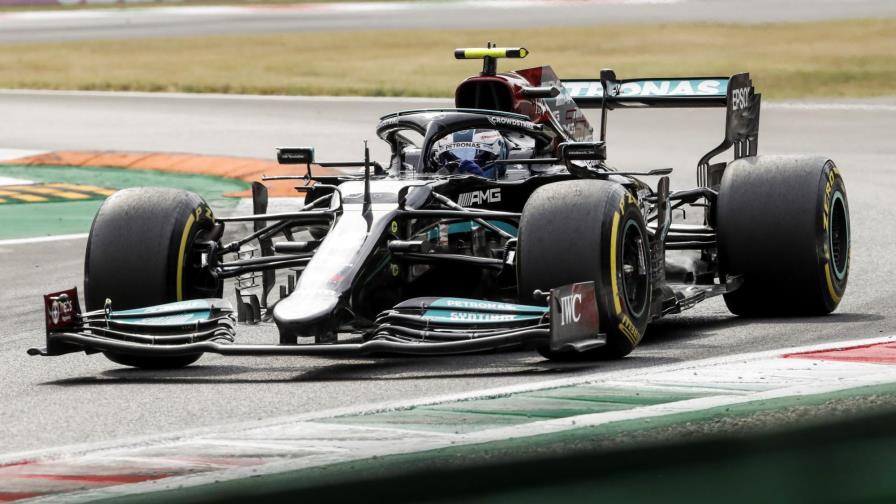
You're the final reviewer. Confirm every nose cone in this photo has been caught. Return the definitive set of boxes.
[273,289,340,343]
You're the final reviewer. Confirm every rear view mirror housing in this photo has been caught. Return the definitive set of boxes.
[277,147,315,165]
[559,141,607,162]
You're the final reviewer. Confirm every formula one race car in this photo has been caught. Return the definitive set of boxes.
[30,46,851,368]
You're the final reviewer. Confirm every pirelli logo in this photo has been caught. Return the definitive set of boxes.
[457,188,501,207]
[0,183,114,204]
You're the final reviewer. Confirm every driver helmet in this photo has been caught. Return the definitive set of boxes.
[431,129,508,177]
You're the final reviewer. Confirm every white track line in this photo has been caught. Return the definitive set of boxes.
[0,233,89,246]
[0,148,48,162]
[0,176,34,186]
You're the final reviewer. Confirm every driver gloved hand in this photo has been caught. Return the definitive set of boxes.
[481,164,507,179]
[456,159,484,176]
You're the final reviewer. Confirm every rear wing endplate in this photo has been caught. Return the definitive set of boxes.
[562,72,760,186]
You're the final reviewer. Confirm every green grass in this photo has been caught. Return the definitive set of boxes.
[0,165,247,239]
[2,19,894,98]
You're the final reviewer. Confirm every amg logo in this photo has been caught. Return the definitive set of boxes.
[457,188,501,207]
[731,86,750,111]
[558,293,582,326]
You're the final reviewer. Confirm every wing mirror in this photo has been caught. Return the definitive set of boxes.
[558,141,607,162]
[276,147,315,165]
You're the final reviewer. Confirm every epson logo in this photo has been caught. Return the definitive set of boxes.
[558,293,583,326]
[487,116,538,130]
[50,296,73,325]
[731,86,750,111]
[457,188,501,207]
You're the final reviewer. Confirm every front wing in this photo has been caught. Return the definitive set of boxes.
[29,283,606,359]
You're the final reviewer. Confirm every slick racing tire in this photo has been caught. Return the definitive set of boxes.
[518,180,651,361]
[717,156,850,316]
[85,187,222,369]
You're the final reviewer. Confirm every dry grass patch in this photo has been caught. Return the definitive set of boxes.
[1,19,893,98]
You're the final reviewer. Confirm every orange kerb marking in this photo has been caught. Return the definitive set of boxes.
[2,151,338,197]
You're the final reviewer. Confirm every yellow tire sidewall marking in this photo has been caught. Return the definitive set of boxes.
[610,193,642,347]
[609,210,622,315]
[176,210,198,301]
[821,165,845,304]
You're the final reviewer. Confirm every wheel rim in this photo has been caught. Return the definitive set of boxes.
[185,225,221,298]
[621,219,649,317]
[829,191,849,280]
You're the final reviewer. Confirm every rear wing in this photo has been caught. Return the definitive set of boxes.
[562,71,761,187]
[560,76,730,109]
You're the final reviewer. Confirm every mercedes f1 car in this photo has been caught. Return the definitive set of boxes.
[30,46,851,368]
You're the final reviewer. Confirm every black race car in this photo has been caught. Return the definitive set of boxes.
[31,46,850,368]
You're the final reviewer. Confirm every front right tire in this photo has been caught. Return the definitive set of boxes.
[517,180,651,360]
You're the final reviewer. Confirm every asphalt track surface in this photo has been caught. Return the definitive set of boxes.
[0,91,894,455]
[1,0,896,43]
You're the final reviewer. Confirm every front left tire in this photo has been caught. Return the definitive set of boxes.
[85,187,221,369]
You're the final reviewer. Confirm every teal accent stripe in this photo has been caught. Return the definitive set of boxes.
[120,311,212,326]
[428,298,547,314]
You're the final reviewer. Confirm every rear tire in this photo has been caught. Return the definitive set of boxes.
[85,187,221,369]
[517,180,651,361]
[717,156,849,316]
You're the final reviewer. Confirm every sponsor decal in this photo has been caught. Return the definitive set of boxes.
[44,288,81,332]
[432,298,546,313]
[457,188,501,207]
[549,282,600,349]
[422,309,542,323]
[823,168,837,232]
[557,292,583,326]
[434,141,493,155]
[277,147,315,165]
[378,117,399,128]
[730,86,751,111]
[562,79,728,99]
[487,116,540,130]
[618,313,641,345]
[50,300,61,324]
[450,312,516,322]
